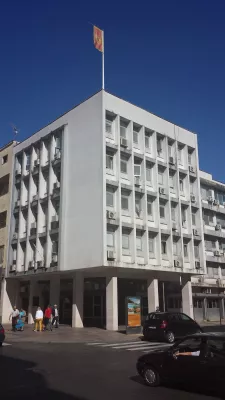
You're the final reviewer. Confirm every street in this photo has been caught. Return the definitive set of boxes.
[0,338,223,400]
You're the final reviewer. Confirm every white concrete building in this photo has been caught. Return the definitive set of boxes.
[3,90,205,329]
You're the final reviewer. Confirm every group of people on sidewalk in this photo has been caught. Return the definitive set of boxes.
[34,304,59,332]
[9,304,59,332]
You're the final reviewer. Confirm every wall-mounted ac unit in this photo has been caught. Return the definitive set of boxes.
[107,210,115,220]
[120,137,128,148]
[12,233,18,240]
[189,165,195,173]
[107,250,115,261]
[10,264,16,272]
[215,224,221,231]
[191,195,196,203]
[193,229,199,236]
[52,254,58,263]
[134,176,141,186]
[195,261,200,269]
[214,250,220,257]
[159,187,165,195]
[207,196,213,203]
[174,260,180,267]
[213,199,219,206]
[52,215,59,222]
[169,156,174,165]
[15,168,21,176]
[53,181,60,190]
[29,261,35,269]
[34,159,40,166]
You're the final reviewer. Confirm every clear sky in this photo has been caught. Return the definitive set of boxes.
[0,0,224,181]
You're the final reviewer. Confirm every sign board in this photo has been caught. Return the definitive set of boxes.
[126,296,142,334]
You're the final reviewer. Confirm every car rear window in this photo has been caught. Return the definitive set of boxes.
[146,313,164,321]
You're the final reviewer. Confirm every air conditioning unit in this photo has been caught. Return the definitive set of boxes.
[29,261,35,269]
[169,156,174,165]
[195,261,200,269]
[191,195,196,203]
[52,254,58,263]
[213,199,219,206]
[189,165,195,173]
[107,210,115,220]
[32,194,38,201]
[217,279,222,287]
[31,222,36,229]
[207,196,213,203]
[53,181,60,190]
[54,149,61,160]
[34,159,40,166]
[214,250,220,257]
[215,224,221,231]
[12,233,18,240]
[120,137,128,148]
[52,215,59,222]
[37,260,44,269]
[159,187,165,195]
[10,264,16,272]
[15,168,21,176]
[198,276,204,283]
[134,176,141,186]
[193,229,199,236]
[172,223,177,231]
[107,250,116,261]
[174,260,180,267]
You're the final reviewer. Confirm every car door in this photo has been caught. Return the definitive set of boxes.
[203,338,225,389]
[168,313,184,338]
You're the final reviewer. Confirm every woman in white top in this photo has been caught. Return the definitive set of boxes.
[34,307,44,332]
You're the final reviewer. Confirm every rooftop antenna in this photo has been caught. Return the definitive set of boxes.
[10,123,19,139]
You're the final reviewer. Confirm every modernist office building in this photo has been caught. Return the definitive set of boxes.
[2,91,206,328]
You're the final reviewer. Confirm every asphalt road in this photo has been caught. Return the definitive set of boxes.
[0,341,223,400]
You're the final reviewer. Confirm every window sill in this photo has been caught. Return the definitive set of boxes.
[162,255,168,260]
[106,169,115,176]
[122,249,131,256]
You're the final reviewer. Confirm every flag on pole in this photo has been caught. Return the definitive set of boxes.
[93,25,104,53]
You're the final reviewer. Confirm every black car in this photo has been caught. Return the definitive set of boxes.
[143,312,202,343]
[0,324,5,346]
[137,333,225,390]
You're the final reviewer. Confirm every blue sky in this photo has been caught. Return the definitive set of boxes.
[0,0,224,181]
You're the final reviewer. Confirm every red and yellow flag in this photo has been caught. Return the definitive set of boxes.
[93,26,104,53]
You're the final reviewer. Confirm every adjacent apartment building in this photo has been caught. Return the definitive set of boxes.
[0,141,17,322]
[2,91,206,328]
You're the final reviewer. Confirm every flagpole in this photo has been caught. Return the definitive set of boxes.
[102,30,105,90]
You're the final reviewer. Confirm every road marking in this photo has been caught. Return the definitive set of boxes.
[86,342,104,346]
[112,342,162,349]
[100,341,142,347]
[2,343,11,346]
[128,344,170,351]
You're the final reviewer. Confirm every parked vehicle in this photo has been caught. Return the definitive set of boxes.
[143,312,202,343]
[137,332,225,392]
[0,324,5,346]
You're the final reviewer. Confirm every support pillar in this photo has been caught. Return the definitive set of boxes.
[106,276,118,331]
[1,279,20,324]
[72,272,83,328]
[50,275,60,307]
[28,280,35,324]
[147,278,159,313]
[182,278,194,319]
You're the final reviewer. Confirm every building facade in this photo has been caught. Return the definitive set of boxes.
[0,141,17,322]
[2,91,206,328]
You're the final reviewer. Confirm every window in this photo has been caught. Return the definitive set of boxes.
[107,230,114,247]
[120,158,128,174]
[0,175,9,196]
[133,130,138,144]
[160,203,165,219]
[136,234,142,251]
[1,155,8,165]
[179,178,184,192]
[203,210,214,225]
[157,137,162,156]
[183,243,188,258]
[168,145,173,158]
[135,195,142,216]
[106,119,112,134]
[161,239,167,254]
[146,164,152,183]
[120,123,127,138]
[181,208,186,224]
[221,268,225,277]
[106,188,114,207]
[194,245,199,258]
[55,136,61,150]
[169,173,174,189]
[147,198,153,216]
[0,211,7,229]
[15,218,19,233]
[178,146,182,165]
[145,135,150,149]
[26,154,31,170]
[190,181,194,194]
[188,153,192,165]
[0,246,4,265]
[122,232,130,249]
[208,339,225,354]
[134,164,141,176]
[192,211,196,225]
[180,313,192,321]
[106,154,113,170]
[148,235,154,253]
[158,170,164,185]
[173,241,178,255]
[121,193,129,210]
[175,337,201,352]
[171,205,176,221]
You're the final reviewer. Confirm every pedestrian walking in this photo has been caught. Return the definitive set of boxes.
[9,306,20,332]
[52,304,59,328]
[15,308,26,331]
[44,305,52,331]
[33,307,43,332]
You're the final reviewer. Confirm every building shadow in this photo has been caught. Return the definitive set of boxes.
[0,352,88,400]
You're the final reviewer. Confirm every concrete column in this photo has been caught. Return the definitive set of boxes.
[72,272,84,328]
[182,278,194,319]
[220,298,224,320]
[147,278,159,313]
[50,275,60,307]
[1,279,20,324]
[106,276,118,331]
[203,297,207,320]
[28,280,35,324]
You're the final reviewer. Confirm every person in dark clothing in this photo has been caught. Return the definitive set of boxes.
[44,305,52,331]
[52,304,59,328]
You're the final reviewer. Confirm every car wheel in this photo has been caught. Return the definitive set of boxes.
[166,331,175,343]
[143,366,160,387]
